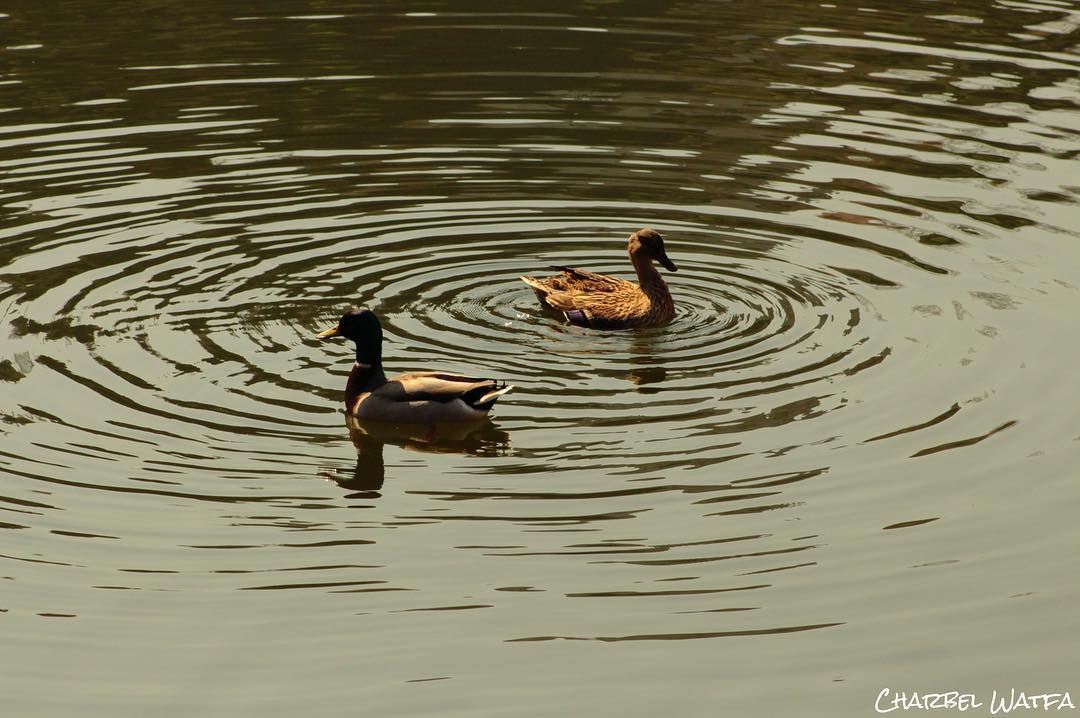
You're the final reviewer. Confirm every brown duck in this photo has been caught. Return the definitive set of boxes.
[317,308,513,423]
[520,228,678,328]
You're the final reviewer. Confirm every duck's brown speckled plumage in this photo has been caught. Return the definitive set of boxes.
[520,228,678,329]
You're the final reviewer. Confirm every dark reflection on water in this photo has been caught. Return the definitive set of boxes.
[510,620,846,643]
[325,416,512,498]
[2,0,1080,715]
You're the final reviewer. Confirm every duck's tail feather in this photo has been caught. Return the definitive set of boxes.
[471,382,514,411]
[519,275,548,293]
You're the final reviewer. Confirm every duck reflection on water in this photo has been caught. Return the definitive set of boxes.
[324,415,512,498]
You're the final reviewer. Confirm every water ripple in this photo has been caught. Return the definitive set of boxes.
[2,4,1079,711]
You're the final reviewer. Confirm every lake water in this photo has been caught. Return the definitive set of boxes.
[2,1,1079,716]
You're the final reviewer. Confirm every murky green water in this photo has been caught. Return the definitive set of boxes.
[2,1,1079,715]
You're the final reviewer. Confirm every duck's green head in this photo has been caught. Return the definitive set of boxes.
[318,307,383,367]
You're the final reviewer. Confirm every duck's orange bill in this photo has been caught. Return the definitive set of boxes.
[316,326,340,338]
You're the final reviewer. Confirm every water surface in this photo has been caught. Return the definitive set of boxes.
[2,1,1079,716]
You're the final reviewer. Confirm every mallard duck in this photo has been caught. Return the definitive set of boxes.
[317,308,513,423]
[520,228,678,328]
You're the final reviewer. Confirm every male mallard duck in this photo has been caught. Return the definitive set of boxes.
[317,308,513,423]
[520,228,678,328]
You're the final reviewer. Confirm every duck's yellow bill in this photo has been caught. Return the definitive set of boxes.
[316,326,340,338]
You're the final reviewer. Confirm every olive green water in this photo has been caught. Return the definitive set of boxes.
[2,2,1079,716]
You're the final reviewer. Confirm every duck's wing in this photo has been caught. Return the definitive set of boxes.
[520,266,631,296]
[534,288,608,312]
[377,371,512,409]
[549,265,629,291]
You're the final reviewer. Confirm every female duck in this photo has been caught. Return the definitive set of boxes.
[317,308,512,423]
[520,228,678,328]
